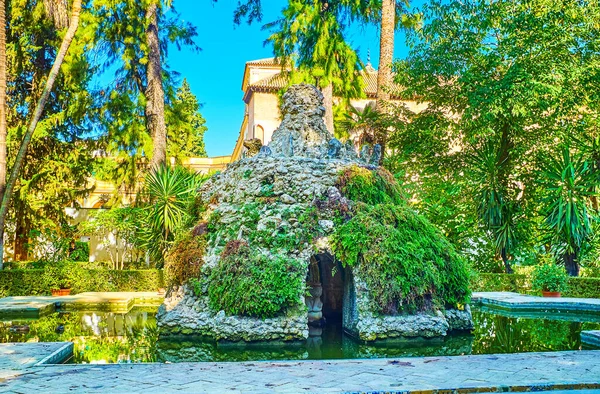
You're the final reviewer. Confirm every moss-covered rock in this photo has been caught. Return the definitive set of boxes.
[157,84,472,342]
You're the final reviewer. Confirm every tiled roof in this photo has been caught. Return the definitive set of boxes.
[245,63,402,99]
[246,57,282,67]
[249,72,289,90]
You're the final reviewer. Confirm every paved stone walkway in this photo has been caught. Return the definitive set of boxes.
[0,292,163,318]
[472,292,600,314]
[1,349,599,393]
[0,342,72,379]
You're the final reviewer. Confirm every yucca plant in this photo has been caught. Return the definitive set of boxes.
[468,141,519,273]
[539,146,598,276]
[141,164,208,265]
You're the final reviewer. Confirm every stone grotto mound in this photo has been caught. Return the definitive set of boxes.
[157,84,472,342]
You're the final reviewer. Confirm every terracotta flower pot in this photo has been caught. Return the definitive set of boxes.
[542,291,561,298]
[51,288,71,296]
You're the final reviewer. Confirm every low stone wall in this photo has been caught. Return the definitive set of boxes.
[157,286,308,342]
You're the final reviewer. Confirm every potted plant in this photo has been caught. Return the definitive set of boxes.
[43,262,72,296]
[531,263,568,297]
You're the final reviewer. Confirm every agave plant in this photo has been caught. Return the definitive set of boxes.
[539,146,598,276]
[141,164,208,265]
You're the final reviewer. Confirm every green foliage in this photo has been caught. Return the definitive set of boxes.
[336,165,404,206]
[331,204,471,313]
[389,0,600,275]
[42,261,73,290]
[472,273,600,298]
[470,273,529,293]
[166,79,208,162]
[264,0,369,100]
[0,267,164,297]
[207,242,305,318]
[531,264,569,293]
[79,207,145,269]
[164,232,207,287]
[88,0,201,192]
[4,0,97,260]
[335,105,389,146]
[140,164,209,264]
[538,146,598,273]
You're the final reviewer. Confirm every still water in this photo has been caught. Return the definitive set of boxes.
[1,307,598,363]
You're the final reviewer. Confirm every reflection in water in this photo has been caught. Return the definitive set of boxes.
[0,307,158,363]
[1,307,598,364]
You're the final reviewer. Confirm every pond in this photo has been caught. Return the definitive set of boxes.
[1,307,598,364]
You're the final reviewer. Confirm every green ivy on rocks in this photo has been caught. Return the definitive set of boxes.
[207,241,305,318]
[336,165,405,206]
[331,204,471,314]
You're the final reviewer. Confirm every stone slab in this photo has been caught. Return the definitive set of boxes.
[581,330,600,347]
[0,297,56,319]
[1,350,600,393]
[0,292,164,318]
[472,291,600,314]
[0,342,72,379]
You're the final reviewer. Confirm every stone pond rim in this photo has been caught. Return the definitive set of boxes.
[157,83,473,343]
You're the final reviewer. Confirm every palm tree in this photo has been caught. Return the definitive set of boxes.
[0,0,83,265]
[0,0,6,270]
[339,105,381,148]
[375,0,395,153]
[376,0,395,111]
[145,0,167,168]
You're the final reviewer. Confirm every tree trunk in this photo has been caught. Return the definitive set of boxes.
[375,0,395,154]
[0,0,6,269]
[0,0,82,264]
[13,204,30,261]
[145,2,167,168]
[564,251,579,277]
[500,247,513,274]
[322,83,334,133]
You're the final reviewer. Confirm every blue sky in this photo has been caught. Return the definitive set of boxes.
[168,1,420,157]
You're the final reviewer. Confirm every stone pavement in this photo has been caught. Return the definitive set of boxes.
[0,292,164,318]
[0,342,72,380]
[472,292,600,314]
[1,348,600,393]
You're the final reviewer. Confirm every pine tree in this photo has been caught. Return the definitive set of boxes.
[167,79,208,162]
[265,0,377,132]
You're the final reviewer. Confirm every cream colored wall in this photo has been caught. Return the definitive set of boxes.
[249,92,281,145]
[65,208,114,263]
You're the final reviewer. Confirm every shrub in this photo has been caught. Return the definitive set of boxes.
[566,277,600,298]
[0,268,164,297]
[42,261,73,290]
[331,204,471,314]
[207,242,305,318]
[164,233,207,287]
[471,273,599,298]
[470,273,528,292]
[336,165,404,205]
[531,264,569,293]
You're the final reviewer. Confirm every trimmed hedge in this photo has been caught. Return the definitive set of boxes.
[471,273,600,298]
[3,260,149,270]
[0,269,164,297]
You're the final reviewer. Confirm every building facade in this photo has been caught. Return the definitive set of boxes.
[231,57,428,161]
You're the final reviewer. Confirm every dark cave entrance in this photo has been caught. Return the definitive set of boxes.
[306,252,346,326]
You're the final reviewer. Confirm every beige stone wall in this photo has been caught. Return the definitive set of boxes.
[247,92,281,145]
